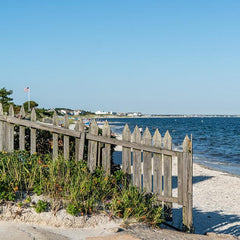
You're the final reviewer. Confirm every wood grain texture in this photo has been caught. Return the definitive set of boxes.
[153,129,162,195]
[88,120,98,172]
[8,105,14,152]
[52,111,58,159]
[122,124,131,174]
[142,127,152,193]
[182,135,193,231]
[163,130,173,220]
[102,121,111,174]
[132,126,141,189]
[63,114,70,160]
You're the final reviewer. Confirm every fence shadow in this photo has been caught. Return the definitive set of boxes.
[170,207,240,237]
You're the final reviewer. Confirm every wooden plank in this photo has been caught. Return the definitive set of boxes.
[52,111,58,159]
[132,126,142,189]
[122,124,131,174]
[19,106,26,150]
[0,114,181,157]
[182,135,193,231]
[153,129,162,195]
[3,122,7,151]
[63,114,69,160]
[86,133,178,156]
[75,119,85,160]
[163,130,173,220]
[142,127,152,193]
[8,105,14,152]
[0,103,3,151]
[87,120,98,172]
[30,108,37,154]
[0,115,81,137]
[157,195,179,204]
[177,152,183,205]
[102,121,111,175]
[19,105,26,118]
[97,141,102,167]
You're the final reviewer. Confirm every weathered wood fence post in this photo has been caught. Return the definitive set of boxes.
[143,127,152,193]
[132,126,141,188]
[102,121,111,175]
[0,103,4,151]
[30,108,37,154]
[122,124,131,176]
[75,118,85,161]
[163,130,172,220]
[8,105,14,152]
[153,129,162,195]
[182,135,193,232]
[88,120,98,172]
[64,114,69,160]
[52,111,58,159]
[19,105,26,150]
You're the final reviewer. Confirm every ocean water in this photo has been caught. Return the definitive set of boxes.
[99,117,240,176]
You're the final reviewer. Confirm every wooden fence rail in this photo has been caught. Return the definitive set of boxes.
[0,104,193,231]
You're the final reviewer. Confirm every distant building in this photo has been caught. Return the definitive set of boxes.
[95,110,109,115]
[127,112,142,117]
[117,112,127,116]
[74,110,82,116]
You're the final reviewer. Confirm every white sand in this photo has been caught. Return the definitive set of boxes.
[191,163,240,235]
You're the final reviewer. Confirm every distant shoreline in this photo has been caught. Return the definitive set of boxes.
[92,115,240,119]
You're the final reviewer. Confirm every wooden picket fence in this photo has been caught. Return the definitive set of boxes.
[0,104,193,231]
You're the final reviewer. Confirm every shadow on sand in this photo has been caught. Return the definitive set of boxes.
[170,207,240,237]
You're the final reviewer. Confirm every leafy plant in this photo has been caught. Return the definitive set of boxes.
[67,203,79,216]
[0,151,164,226]
[34,200,49,213]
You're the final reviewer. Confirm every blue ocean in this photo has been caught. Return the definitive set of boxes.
[100,117,240,176]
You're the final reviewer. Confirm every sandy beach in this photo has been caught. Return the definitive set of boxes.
[0,142,240,239]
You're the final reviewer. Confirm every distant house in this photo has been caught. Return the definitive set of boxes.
[95,110,109,115]
[57,109,74,115]
[60,109,67,115]
[47,108,55,113]
[117,112,127,116]
[74,110,82,116]
[127,112,142,117]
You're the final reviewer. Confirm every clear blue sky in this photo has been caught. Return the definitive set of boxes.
[1,0,240,115]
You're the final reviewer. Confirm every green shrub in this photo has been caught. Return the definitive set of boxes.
[0,151,163,226]
[34,200,49,213]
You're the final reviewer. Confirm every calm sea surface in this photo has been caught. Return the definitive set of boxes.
[100,117,240,176]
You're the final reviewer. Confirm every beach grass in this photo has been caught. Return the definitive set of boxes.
[0,150,163,226]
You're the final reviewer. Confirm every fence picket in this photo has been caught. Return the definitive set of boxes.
[132,126,141,188]
[88,120,98,172]
[63,114,69,160]
[7,105,14,152]
[163,130,172,220]
[143,127,152,192]
[182,135,193,231]
[30,108,37,154]
[153,129,162,195]
[0,103,3,151]
[52,111,58,159]
[122,124,131,174]
[102,121,111,174]
[19,105,26,150]
[75,119,85,160]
